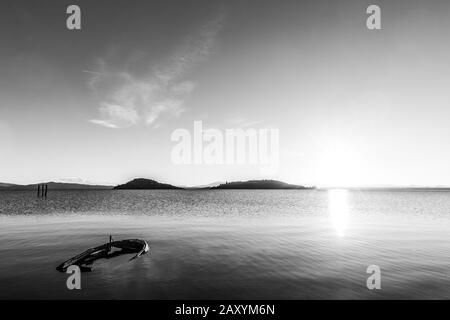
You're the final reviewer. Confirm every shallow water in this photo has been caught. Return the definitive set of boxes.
[0,189,450,299]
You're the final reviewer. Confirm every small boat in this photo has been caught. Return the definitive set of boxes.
[56,236,149,272]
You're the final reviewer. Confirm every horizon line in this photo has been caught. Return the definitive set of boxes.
[1,178,450,190]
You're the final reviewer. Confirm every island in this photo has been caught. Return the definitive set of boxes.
[0,178,315,191]
[210,180,314,190]
[113,178,183,190]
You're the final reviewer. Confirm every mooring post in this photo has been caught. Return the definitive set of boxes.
[45,185,48,197]
[37,184,41,197]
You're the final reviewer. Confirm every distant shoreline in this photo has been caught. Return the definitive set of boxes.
[1,178,449,191]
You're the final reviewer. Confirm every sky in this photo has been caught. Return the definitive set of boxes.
[1,0,450,187]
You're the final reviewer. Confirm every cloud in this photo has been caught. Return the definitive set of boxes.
[57,178,107,185]
[228,117,266,128]
[88,11,225,129]
[90,102,139,128]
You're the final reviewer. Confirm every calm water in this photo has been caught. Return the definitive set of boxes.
[1,189,450,299]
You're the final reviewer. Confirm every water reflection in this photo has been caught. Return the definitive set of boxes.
[328,189,350,237]
[2,190,450,299]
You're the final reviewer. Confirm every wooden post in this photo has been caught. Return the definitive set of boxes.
[37,185,41,197]
[45,185,48,197]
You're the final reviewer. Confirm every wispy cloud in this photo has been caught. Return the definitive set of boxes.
[87,11,226,129]
[90,102,139,128]
[228,116,266,128]
[57,178,112,186]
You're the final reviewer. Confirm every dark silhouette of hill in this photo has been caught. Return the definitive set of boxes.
[0,183,19,188]
[0,182,112,190]
[114,178,183,190]
[210,180,314,190]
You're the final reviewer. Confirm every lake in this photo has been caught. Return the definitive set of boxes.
[0,189,449,299]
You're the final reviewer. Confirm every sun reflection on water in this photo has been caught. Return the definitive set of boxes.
[328,189,350,237]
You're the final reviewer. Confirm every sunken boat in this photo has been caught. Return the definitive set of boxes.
[56,237,149,272]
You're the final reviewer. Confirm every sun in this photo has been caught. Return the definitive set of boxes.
[316,142,362,188]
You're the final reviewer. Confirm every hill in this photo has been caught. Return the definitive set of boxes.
[0,182,112,190]
[113,178,182,190]
[210,180,313,190]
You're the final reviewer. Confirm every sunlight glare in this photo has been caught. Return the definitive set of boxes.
[316,142,361,187]
[328,189,350,237]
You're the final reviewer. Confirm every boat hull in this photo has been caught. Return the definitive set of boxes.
[56,239,149,272]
